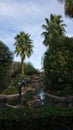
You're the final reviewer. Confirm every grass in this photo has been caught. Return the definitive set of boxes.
[2,86,18,95]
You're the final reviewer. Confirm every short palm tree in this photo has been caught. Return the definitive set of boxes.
[41,14,66,46]
[14,32,33,78]
[58,0,73,18]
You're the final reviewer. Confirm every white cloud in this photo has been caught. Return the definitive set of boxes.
[0,0,73,69]
[0,1,48,20]
[66,33,73,37]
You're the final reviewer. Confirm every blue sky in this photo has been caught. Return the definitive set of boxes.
[0,0,73,69]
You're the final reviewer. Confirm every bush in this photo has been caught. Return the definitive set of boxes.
[12,62,38,78]
[0,106,73,130]
[0,41,13,91]
[2,86,18,95]
[43,37,73,95]
[25,62,38,75]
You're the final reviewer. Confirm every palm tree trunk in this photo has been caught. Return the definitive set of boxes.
[21,58,24,78]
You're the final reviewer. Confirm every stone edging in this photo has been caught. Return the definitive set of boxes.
[0,92,25,102]
[45,92,73,103]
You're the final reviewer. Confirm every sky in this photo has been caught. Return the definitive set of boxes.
[0,0,73,70]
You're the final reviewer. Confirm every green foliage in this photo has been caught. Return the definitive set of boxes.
[2,86,18,95]
[41,14,66,46]
[12,62,38,87]
[42,14,73,95]
[0,41,13,90]
[14,32,33,77]
[11,62,38,88]
[43,36,73,94]
[14,32,33,58]
[12,61,21,77]
[25,62,38,75]
[58,0,73,18]
[0,106,73,129]
[12,61,38,77]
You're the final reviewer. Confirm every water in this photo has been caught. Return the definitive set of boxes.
[38,90,45,100]
[38,90,73,108]
[37,90,55,106]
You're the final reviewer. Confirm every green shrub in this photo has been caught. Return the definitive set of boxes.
[2,86,18,95]
[12,62,38,78]
[43,37,73,96]
[0,106,73,130]
[0,41,13,91]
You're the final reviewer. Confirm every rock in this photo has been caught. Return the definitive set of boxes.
[65,96,73,103]
[28,98,44,107]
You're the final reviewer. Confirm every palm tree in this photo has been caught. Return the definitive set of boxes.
[58,0,73,18]
[14,32,33,78]
[41,14,66,46]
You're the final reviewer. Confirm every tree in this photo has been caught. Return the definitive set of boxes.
[41,14,73,95]
[24,62,38,75]
[43,36,73,95]
[58,0,73,18]
[0,41,13,90]
[41,14,66,47]
[12,61,38,78]
[14,32,33,78]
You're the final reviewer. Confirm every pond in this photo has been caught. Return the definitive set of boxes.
[23,89,57,107]
[0,88,73,108]
[37,89,73,108]
[37,89,55,106]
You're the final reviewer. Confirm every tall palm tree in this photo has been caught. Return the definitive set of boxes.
[58,0,73,18]
[14,32,33,78]
[41,14,66,46]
